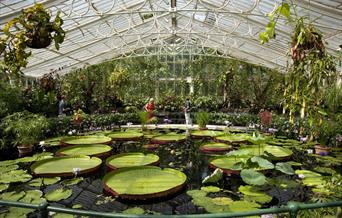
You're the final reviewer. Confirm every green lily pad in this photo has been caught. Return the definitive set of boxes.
[16,152,53,163]
[251,156,274,169]
[0,191,25,201]
[267,177,299,189]
[228,200,260,212]
[240,145,292,159]
[27,177,61,187]
[200,143,232,153]
[31,156,102,177]
[122,207,145,215]
[106,131,143,141]
[209,156,249,173]
[45,188,72,202]
[286,161,302,166]
[44,136,64,147]
[302,177,326,187]
[0,170,32,184]
[20,190,45,204]
[103,166,186,200]
[72,204,82,209]
[0,165,19,174]
[191,130,223,138]
[212,197,233,205]
[186,190,207,198]
[275,162,295,175]
[151,133,187,144]
[56,144,112,157]
[239,185,272,203]
[106,153,159,170]
[201,186,220,193]
[295,170,322,178]
[62,135,112,146]
[0,184,9,193]
[61,177,84,186]
[202,168,223,184]
[0,160,17,167]
[53,213,75,218]
[240,169,267,186]
[215,133,251,143]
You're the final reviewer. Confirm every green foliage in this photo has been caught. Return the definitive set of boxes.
[195,111,210,128]
[240,169,267,186]
[0,111,48,146]
[0,3,65,74]
[45,188,72,202]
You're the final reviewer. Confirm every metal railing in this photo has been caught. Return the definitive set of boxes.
[0,199,341,218]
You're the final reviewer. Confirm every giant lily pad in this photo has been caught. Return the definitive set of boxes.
[150,133,186,144]
[106,131,143,141]
[103,166,186,200]
[106,153,159,170]
[56,144,112,158]
[191,130,223,139]
[45,188,72,202]
[215,133,251,144]
[61,135,112,146]
[200,143,232,153]
[209,156,250,175]
[31,156,102,177]
[0,184,9,192]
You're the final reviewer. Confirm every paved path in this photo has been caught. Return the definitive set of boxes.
[120,124,248,131]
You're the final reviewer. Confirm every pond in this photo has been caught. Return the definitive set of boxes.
[0,128,341,217]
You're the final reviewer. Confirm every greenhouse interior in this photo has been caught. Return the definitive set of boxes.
[0,0,342,217]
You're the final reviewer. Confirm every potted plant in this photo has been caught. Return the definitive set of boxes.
[0,111,49,156]
[196,111,210,130]
[0,3,65,74]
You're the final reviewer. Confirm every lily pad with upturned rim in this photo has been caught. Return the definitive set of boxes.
[106,131,143,141]
[150,134,187,144]
[31,156,102,177]
[56,144,112,158]
[103,166,187,200]
[240,145,292,159]
[215,133,251,144]
[106,153,160,170]
[191,130,224,139]
[61,135,112,146]
[200,143,232,153]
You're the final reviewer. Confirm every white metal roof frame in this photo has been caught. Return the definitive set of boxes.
[0,0,341,77]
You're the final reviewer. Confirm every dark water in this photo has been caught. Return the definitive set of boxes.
[1,130,321,216]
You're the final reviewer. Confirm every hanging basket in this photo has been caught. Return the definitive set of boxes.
[26,27,52,49]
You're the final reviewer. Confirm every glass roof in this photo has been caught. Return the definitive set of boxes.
[0,0,341,77]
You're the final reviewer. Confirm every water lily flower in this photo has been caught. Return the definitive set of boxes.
[39,141,45,146]
[73,168,80,176]
[68,131,72,135]
[298,174,305,179]
[72,129,76,134]
[307,149,313,154]
[268,128,277,133]
[300,136,308,143]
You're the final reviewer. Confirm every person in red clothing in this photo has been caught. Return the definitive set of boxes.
[144,98,155,119]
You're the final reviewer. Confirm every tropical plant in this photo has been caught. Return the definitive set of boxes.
[0,111,48,146]
[195,112,210,129]
[0,3,65,74]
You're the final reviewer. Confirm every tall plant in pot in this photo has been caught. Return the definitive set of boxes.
[1,111,49,156]
[196,111,210,130]
[0,3,65,74]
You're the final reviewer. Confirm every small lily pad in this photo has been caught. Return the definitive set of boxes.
[61,177,84,186]
[212,197,233,206]
[201,186,220,193]
[239,185,272,203]
[0,191,25,201]
[45,188,72,202]
[0,184,9,193]
[122,207,145,215]
[229,200,260,212]
[0,170,32,184]
[251,156,274,169]
[0,165,19,174]
[28,177,61,187]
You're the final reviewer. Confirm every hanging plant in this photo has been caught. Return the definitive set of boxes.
[0,3,65,74]
[260,3,338,140]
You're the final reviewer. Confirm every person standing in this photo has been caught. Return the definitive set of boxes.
[144,98,155,119]
[58,96,66,117]
[184,98,192,126]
